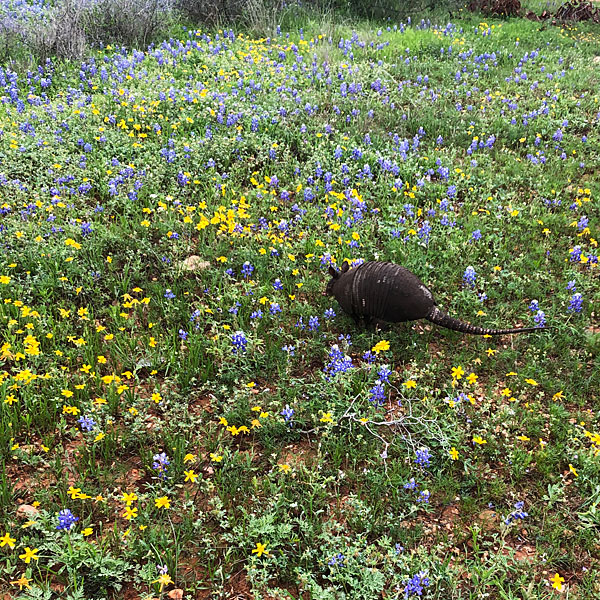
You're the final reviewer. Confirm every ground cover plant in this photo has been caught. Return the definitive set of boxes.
[0,7,599,600]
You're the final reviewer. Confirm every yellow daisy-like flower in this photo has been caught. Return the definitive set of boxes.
[184,469,198,483]
[550,572,565,591]
[320,412,333,423]
[67,486,82,499]
[371,340,390,354]
[123,506,138,520]
[466,373,478,385]
[0,532,16,548]
[19,547,39,563]
[155,496,171,509]
[451,365,464,380]
[153,573,174,586]
[122,491,137,505]
[251,542,270,557]
[10,575,31,590]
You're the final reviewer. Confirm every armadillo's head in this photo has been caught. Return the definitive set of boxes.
[324,261,350,296]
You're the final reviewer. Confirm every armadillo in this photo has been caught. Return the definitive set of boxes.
[325,261,543,335]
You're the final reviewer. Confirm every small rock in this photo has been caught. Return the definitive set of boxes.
[181,256,210,272]
[17,504,40,519]
[168,590,184,600]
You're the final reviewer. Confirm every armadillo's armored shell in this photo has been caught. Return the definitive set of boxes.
[333,261,436,323]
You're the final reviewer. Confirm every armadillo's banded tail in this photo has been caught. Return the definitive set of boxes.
[426,306,544,336]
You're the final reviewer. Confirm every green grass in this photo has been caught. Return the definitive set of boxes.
[0,8,599,600]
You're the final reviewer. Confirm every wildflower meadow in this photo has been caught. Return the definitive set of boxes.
[0,2,599,598]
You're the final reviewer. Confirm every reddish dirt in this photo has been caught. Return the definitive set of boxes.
[279,439,317,469]
[122,583,143,600]
[188,392,215,416]
[223,570,252,599]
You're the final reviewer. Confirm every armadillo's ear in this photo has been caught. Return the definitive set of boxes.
[340,261,350,273]
[328,266,339,279]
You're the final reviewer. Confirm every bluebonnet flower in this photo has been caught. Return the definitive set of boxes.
[404,478,418,491]
[324,308,336,320]
[369,381,386,406]
[308,316,320,331]
[152,452,170,480]
[250,310,263,320]
[577,215,589,231]
[80,222,92,237]
[377,365,391,382]
[77,415,96,432]
[179,329,188,340]
[471,229,482,241]
[415,448,432,467]
[282,344,295,356]
[273,278,283,290]
[303,188,315,202]
[568,293,583,313]
[231,331,248,353]
[362,350,375,364]
[417,490,431,503]
[328,553,345,566]
[440,214,455,227]
[164,289,175,299]
[504,501,528,525]
[529,300,539,312]
[269,302,282,315]
[463,266,477,287]
[57,509,79,531]
[417,221,431,244]
[241,262,254,278]
[281,404,294,427]
[324,345,353,380]
[569,246,582,262]
[189,309,202,330]
[566,280,577,291]
[534,310,546,328]
[404,571,430,597]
